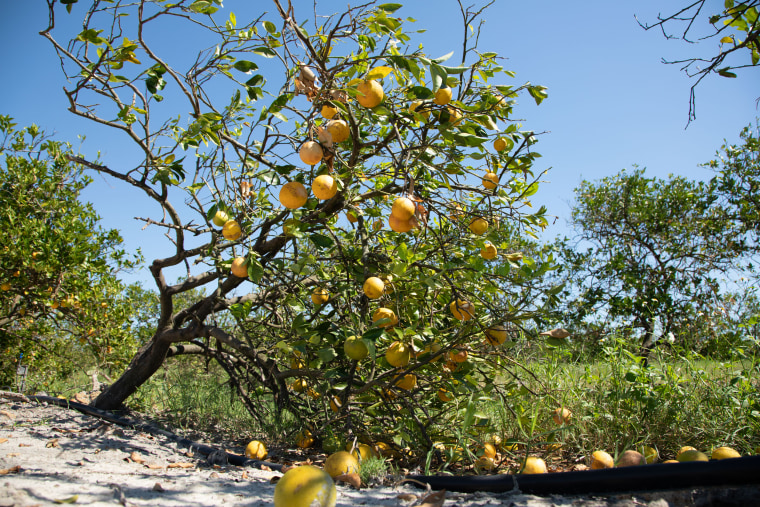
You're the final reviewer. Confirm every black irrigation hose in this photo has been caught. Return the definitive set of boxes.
[25,394,284,472]
[21,394,760,496]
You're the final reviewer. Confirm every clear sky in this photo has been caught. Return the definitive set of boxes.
[1,1,757,286]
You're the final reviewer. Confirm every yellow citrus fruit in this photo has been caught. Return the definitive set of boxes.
[346,209,359,223]
[290,356,305,369]
[356,79,384,108]
[329,396,342,413]
[437,388,453,402]
[0,282,11,292]
[244,440,268,460]
[348,443,378,462]
[493,137,508,152]
[434,87,452,105]
[617,450,646,467]
[521,456,547,474]
[373,307,398,328]
[385,341,410,367]
[677,450,709,462]
[343,336,369,361]
[312,174,338,200]
[321,104,338,119]
[409,100,431,120]
[280,181,309,209]
[480,242,498,260]
[642,446,659,464]
[552,407,572,425]
[449,299,475,321]
[295,429,314,448]
[420,341,442,360]
[273,465,336,507]
[231,256,249,278]
[380,274,394,294]
[326,119,350,143]
[484,325,508,346]
[469,217,488,235]
[389,213,414,233]
[222,220,242,241]
[445,106,462,125]
[363,276,385,299]
[311,287,329,305]
[478,443,497,460]
[474,456,495,472]
[391,197,416,220]
[299,141,324,165]
[372,219,383,231]
[676,446,697,459]
[482,172,498,190]
[449,349,468,363]
[291,378,308,392]
[324,451,360,478]
[393,373,417,390]
[711,446,741,460]
[212,209,229,227]
[590,450,614,469]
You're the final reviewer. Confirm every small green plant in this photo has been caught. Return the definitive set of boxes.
[359,455,389,485]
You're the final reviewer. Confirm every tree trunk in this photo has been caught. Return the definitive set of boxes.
[92,330,174,410]
[638,318,657,363]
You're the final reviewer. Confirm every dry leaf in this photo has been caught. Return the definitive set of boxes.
[241,471,249,479]
[0,438,8,444]
[19,443,31,447]
[129,452,146,464]
[260,464,271,471]
[6,453,20,458]
[167,462,194,469]
[46,439,60,448]
[0,465,21,475]
[183,450,194,458]
[0,410,15,420]
[334,472,361,489]
[53,494,79,504]
[539,328,571,338]
[396,493,418,502]
[209,471,220,478]
[418,489,446,507]
[145,464,163,469]
[152,482,165,492]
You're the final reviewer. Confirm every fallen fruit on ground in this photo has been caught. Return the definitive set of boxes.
[385,341,411,367]
[299,141,324,165]
[343,335,369,361]
[311,287,329,305]
[478,443,497,459]
[295,429,314,448]
[449,299,475,321]
[676,446,697,459]
[273,465,336,507]
[642,446,659,464]
[356,79,384,108]
[222,220,242,241]
[521,456,547,474]
[434,87,452,105]
[552,407,572,425]
[324,451,360,478]
[677,449,709,462]
[474,456,495,472]
[244,440,267,460]
[280,181,309,209]
[469,217,488,235]
[231,257,249,278]
[363,276,385,299]
[711,446,741,460]
[590,450,614,469]
[312,174,338,200]
[212,209,229,227]
[348,443,378,462]
[617,450,646,467]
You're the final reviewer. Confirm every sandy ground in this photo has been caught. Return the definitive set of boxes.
[0,396,757,506]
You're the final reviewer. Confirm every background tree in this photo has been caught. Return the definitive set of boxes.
[0,116,143,389]
[42,0,557,452]
[638,1,759,123]
[554,168,747,355]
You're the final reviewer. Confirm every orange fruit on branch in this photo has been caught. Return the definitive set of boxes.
[222,220,242,241]
[356,79,384,108]
[299,141,324,165]
[312,174,338,200]
[280,181,309,209]
[449,299,475,321]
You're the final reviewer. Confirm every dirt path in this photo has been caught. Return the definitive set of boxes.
[1,397,756,506]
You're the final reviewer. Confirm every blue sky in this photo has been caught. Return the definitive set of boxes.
[1,1,757,286]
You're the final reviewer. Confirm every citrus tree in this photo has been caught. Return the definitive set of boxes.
[0,115,144,389]
[43,0,560,454]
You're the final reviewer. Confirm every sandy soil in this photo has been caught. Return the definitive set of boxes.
[0,396,756,506]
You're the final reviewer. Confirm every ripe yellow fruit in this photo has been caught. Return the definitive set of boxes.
[329,396,342,413]
[469,217,488,235]
[348,443,378,462]
[642,446,659,464]
[478,443,497,459]
[321,104,338,119]
[346,209,359,223]
[385,341,410,367]
[420,341,442,360]
[434,87,452,105]
[449,349,468,363]
[391,197,416,220]
[677,450,709,462]
[590,450,614,469]
[393,373,417,390]
[449,299,475,321]
[212,209,229,227]
[445,106,462,125]
[312,174,338,200]
[437,388,453,402]
[473,456,495,472]
[521,456,547,474]
[380,274,394,294]
[343,336,369,361]
[711,446,741,460]
[326,119,350,143]
[311,287,329,305]
[373,307,398,328]
[389,213,415,233]
[482,172,498,190]
[291,378,308,392]
[484,325,508,346]
[324,451,360,478]
[617,450,646,467]
[356,79,384,108]
[295,429,314,448]
[280,181,309,209]
[409,100,431,120]
[273,465,336,507]
[244,440,268,460]
[493,137,508,152]
[299,141,324,165]
[231,256,249,278]
[222,220,242,241]
[676,446,697,458]
[480,242,497,260]
[0,282,10,292]
[552,407,572,425]
[363,276,385,299]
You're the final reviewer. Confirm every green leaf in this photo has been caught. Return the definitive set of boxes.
[717,67,737,78]
[233,60,258,72]
[253,46,277,58]
[441,65,469,75]
[76,29,106,45]
[377,3,403,13]
[309,233,333,249]
[430,63,448,91]
[247,257,264,283]
[432,51,454,64]
[318,347,337,363]
[407,86,433,99]
[528,85,548,105]
[263,20,277,33]
[255,170,281,185]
